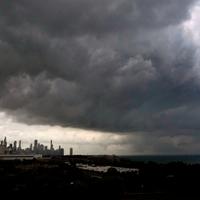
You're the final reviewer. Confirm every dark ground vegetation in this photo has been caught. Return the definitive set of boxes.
[0,156,199,199]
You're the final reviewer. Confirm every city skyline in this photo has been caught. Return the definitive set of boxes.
[0,136,64,156]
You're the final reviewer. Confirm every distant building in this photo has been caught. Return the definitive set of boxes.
[0,145,6,154]
[50,140,54,150]
[70,147,73,156]
[34,140,38,151]
[4,137,7,147]
[30,143,33,151]
[14,141,17,151]
[18,140,22,150]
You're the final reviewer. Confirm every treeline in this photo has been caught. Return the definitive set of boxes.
[0,159,199,199]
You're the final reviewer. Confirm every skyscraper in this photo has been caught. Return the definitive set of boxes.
[70,147,73,156]
[50,140,53,150]
[30,143,33,151]
[13,141,17,151]
[4,137,7,147]
[18,140,22,150]
[34,140,38,151]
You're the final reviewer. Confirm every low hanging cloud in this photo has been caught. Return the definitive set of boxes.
[0,0,200,136]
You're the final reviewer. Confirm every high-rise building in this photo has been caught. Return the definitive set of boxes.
[34,140,38,151]
[13,141,17,151]
[30,143,33,151]
[4,137,7,147]
[0,145,6,154]
[50,140,54,150]
[70,147,73,156]
[18,140,22,150]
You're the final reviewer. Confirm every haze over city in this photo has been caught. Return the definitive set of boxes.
[1,0,200,155]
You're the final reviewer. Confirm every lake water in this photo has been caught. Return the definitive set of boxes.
[121,155,200,164]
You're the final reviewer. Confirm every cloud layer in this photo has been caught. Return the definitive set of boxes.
[0,0,200,137]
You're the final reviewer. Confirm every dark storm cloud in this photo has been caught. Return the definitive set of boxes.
[0,0,199,135]
[0,0,195,36]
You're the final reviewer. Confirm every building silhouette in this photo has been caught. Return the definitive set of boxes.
[0,137,64,156]
[70,147,73,156]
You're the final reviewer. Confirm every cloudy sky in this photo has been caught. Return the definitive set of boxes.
[1,0,200,155]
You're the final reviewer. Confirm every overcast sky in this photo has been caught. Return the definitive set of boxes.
[1,0,200,155]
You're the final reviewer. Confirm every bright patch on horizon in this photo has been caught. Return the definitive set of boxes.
[0,112,130,155]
